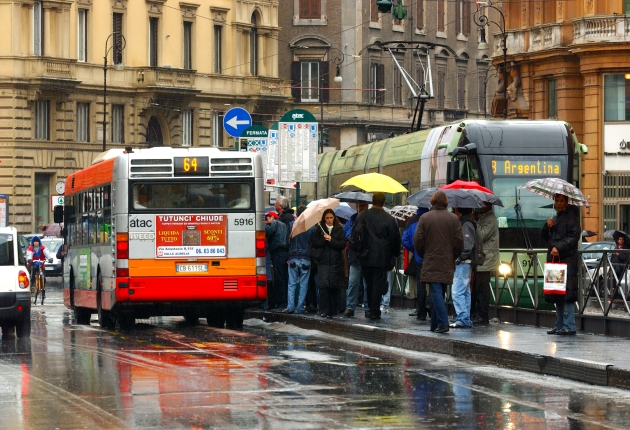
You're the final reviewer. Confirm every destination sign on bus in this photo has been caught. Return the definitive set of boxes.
[491,159,561,176]
[174,156,209,177]
[155,214,227,258]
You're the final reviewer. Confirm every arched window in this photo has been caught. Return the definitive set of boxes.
[146,116,163,147]
[250,14,258,76]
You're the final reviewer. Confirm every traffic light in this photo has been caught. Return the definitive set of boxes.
[321,129,330,147]
[393,0,407,20]
[376,0,393,13]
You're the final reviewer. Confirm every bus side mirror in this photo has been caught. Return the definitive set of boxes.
[447,161,459,183]
[53,205,64,224]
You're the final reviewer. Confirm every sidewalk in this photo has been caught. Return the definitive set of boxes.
[245,306,630,389]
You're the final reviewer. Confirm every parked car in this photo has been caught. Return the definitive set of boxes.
[582,241,630,299]
[581,241,615,269]
[41,237,63,277]
[0,227,31,338]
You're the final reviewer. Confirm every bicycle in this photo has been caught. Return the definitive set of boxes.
[30,260,46,306]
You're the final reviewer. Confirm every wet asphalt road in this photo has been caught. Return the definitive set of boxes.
[2,283,630,429]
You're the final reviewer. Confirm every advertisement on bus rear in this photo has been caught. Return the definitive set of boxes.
[155,214,227,258]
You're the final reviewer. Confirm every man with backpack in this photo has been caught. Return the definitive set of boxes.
[450,207,477,329]
[352,192,401,321]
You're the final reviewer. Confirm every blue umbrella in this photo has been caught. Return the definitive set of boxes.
[334,204,356,220]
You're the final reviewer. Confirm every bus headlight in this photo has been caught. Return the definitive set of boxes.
[498,262,513,278]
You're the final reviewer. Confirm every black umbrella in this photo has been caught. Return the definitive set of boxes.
[333,191,373,203]
[605,230,630,244]
[407,188,502,209]
[582,230,597,238]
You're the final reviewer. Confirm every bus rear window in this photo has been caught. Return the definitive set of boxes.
[0,235,15,266]
[132,182,252,211]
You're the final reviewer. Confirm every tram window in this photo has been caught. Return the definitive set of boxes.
[459,156,480,181]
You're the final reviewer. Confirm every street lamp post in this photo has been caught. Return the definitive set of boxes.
[319,48,344,154]
[474,3,508,119]
[103,32,126,152]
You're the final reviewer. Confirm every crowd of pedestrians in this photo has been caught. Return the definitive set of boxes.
[262,190,580,335]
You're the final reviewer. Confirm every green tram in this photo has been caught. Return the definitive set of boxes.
[301,120,587,310]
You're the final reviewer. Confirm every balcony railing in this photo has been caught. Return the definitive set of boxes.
[573,15,630,44]
[529,24,563,52]
[136,67,197,89]
[27,57,76,80]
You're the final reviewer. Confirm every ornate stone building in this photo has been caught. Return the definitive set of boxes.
[493,0,630,235]
[0,0,289,233]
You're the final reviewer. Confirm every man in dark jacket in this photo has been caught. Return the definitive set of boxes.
[414,191,464,333]
[265,212,289,310]
[356,192,401,320]
[275,195,295,233]
[451,207,476,329]
[343,200,369,317]
[542,194,579,336]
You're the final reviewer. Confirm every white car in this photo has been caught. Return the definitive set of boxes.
[0,227,31,338]
[41,237,63,277]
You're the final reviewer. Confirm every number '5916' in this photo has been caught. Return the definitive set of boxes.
[234,218,253,226]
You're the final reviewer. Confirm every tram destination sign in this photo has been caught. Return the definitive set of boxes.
[491,158,562,176]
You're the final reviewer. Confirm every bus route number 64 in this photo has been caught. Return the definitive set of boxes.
[234,218,253,226]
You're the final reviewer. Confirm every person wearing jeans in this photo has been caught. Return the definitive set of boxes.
[429,282,450,332]
[286,219,315,313]
[343,201,368,317]
[451,207,476,329]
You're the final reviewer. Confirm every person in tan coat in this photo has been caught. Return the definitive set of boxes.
[414,191,464,333]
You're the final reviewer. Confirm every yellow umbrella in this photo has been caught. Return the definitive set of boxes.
[340,173,408,193]
[291,198,339,238]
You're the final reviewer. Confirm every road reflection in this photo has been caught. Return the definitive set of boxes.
[1,294,630,428]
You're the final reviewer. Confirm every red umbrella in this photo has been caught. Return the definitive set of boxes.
[43,223,63,237]
[441,180,493,194]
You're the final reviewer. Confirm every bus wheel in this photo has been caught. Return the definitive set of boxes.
[184,312,199,325]
[1,325,14,338]
[116,314,135,331]
[96,273,114,330]
[225,307,244,330]
[206,310,225,328]
[70,274,91,325]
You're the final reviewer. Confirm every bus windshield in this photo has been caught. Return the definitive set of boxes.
[492,178,556,228]
[132,182,252,211]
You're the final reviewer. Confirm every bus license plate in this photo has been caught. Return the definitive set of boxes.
[176,264,208,273]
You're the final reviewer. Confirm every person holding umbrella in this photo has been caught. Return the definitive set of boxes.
[542,193,580,336]
[310,209,347,318]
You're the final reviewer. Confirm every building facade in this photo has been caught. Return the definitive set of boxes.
[0,0,289,233]
[492,0,630,237]
[278,0,497,150]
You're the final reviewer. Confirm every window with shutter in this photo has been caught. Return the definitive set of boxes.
[35,100,49,140]
[113,13,123,65]
[77,103,90,142]
[463,0,470,36]
[437,70,445,108]
[183,22,192,69]
[112,105,125,143]
[416,0,423,30]
[320,61,329,103]
[34,2,43,56]
[394,67,403,105]
[371,1,379,22]
[291,62,301,102]
[458,73,466,109]
[299,0,321,19]
[78,10,87,62]
[626,0,630,14]
[214,26,222,73]
[212,111,223,147]
[548,78,557,119]
[377,64,385,105]
[182,110,193,146]
[250,14,258,76]
[149,18,158,67]
[301,62,319,102]
[437,0,445,32]
[478,74,486,113]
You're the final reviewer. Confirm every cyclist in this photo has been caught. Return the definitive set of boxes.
[26,235,53,300]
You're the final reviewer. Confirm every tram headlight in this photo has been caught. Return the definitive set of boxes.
[498,262,513,278]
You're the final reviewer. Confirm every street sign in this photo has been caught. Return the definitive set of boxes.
[278,109,318,183]
[223,107,252,137]
[0,195,7,228]
[51,195,64,209]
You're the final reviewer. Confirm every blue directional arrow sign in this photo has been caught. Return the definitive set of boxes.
[223,107,252,137]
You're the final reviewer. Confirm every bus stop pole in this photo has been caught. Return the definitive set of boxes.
[295,182,300,208]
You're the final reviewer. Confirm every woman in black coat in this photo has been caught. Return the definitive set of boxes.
[311,209,347,318]
[541,194,580,336]
[611,233,630,281]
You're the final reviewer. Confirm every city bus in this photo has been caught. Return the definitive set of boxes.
[55,147,267,329]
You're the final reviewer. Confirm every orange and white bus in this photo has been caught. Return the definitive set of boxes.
[55,147,267,329]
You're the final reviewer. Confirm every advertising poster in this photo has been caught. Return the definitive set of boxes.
[78,248,91,289]
[155,214,227,258]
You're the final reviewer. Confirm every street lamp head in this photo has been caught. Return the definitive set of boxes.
[478,27,489,51]
[334,65,342,83]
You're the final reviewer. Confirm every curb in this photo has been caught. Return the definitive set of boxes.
[246,310,630,389]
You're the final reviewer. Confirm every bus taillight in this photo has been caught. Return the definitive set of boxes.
[116,268,129,278]
[116,233,129,259]
[255,231,266,257]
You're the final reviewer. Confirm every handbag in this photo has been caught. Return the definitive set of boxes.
[543,256,567,295]
[404,252,417,277]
